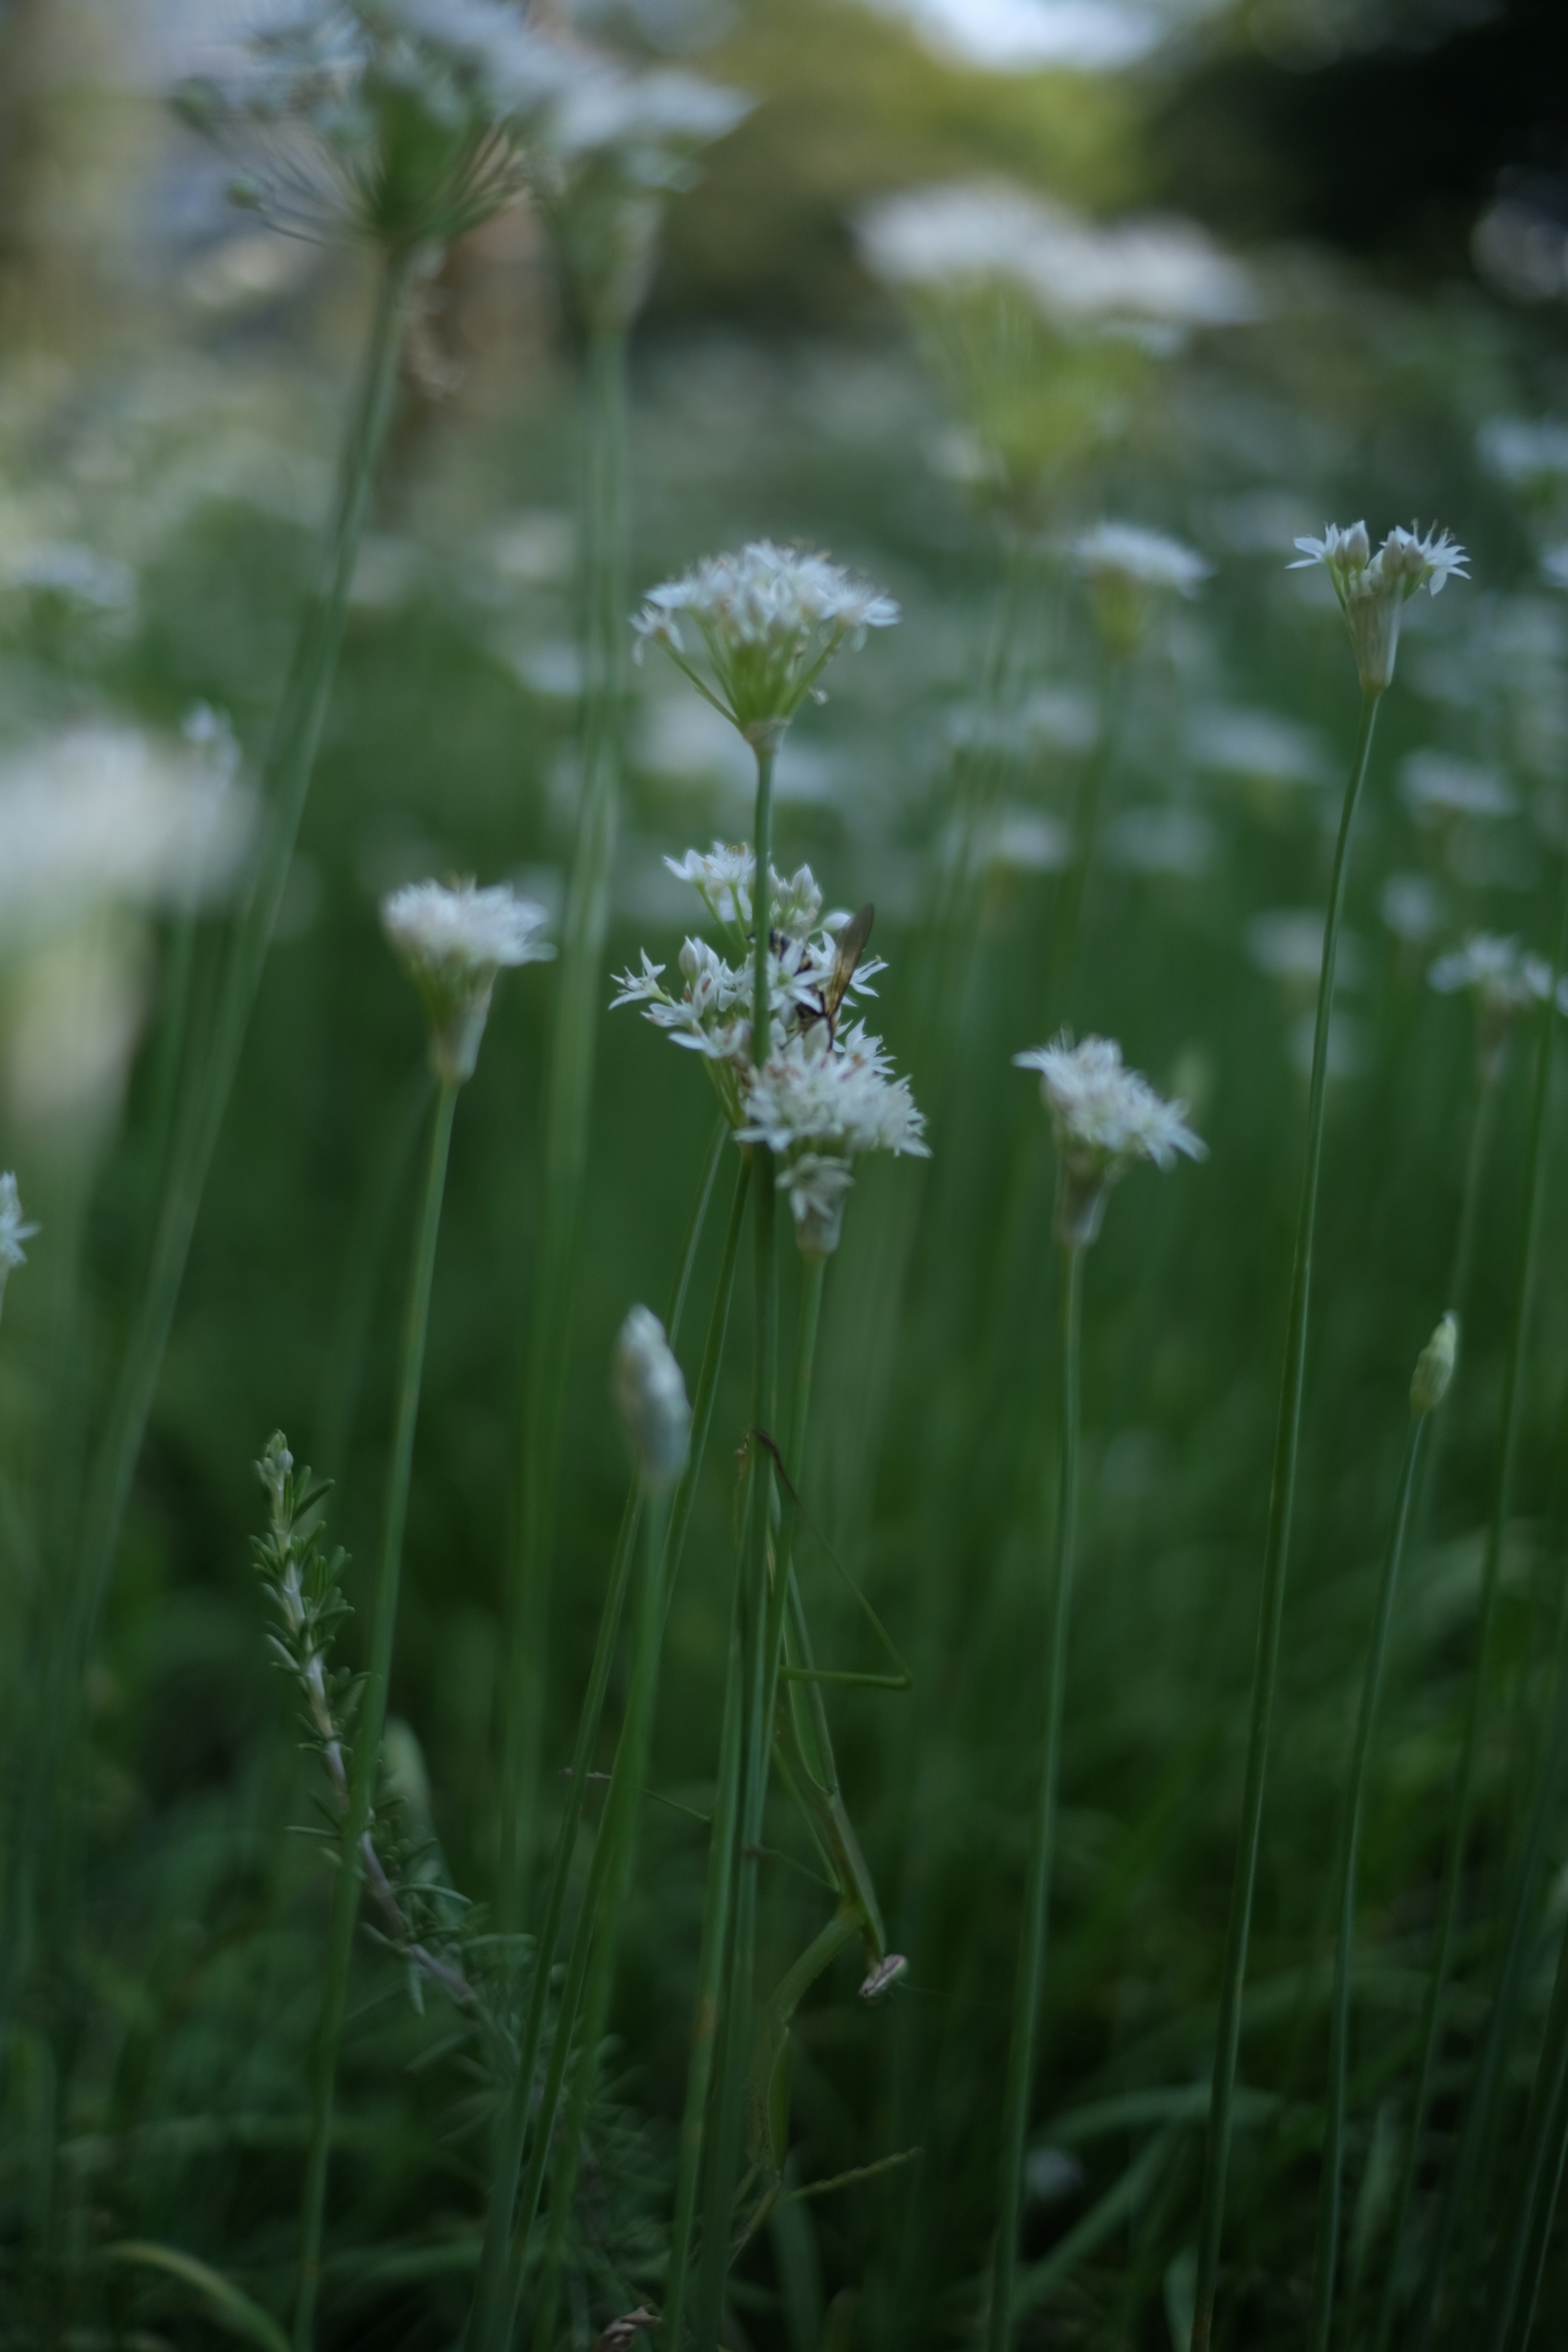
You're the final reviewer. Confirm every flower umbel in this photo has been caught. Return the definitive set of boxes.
[1015,1031,1205,1245]
[737,1025,930,1256]
[382,878,553,1083]
[0,1173,38,1322]
[632,542,898,746]
[1289,521,1469,693]
[612,1305,691,1488]
[1072,520,1211,656]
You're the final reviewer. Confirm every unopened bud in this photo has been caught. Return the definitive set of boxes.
[612,1305,690,1488]
[1411,1312,1458,1417]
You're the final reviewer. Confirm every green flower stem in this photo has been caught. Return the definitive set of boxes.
[1492,1938,1568,2352]
[1309,1405,1430,2352]
[499,320,629,1935]
[293,1074,458,2352]
[1392,870,1568,2352]
[1041,655,1125,1033]
[468,1141,746,2352]
[0,246,412,2031]
[986,1238,1082,2352]
[691,739,782,2351]
[1192,683,1382,2352]
[663,1606,744,2352]
[530,1477,675,2350]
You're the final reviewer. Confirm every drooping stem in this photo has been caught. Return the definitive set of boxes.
[1391,864,1568,2352]
[1309,1406,1429,2352]
[692,739,781,2351]
[468,1140,745,2352]
[1192,684,1382,2351]
[0,246,412,2030]
[293,1075,458,2352]
[986,1239,1082,2352]
[498,321,629,1934]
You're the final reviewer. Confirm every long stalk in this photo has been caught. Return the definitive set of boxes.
[530,1478,675,2349]
[293,1075,457,2352]
[1191,685,1382,2350]
[499,322,629,1933]
[1377,872,1568,2352]
[1309,1405,1429,2352]
[0,247,412,2030]
[468,1143,746,2352]
[986,1240,1082,2352]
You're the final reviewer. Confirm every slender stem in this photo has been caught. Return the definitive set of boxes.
[468,1146,747,2352]
[693,738,780,2349]
[530,1480,674,2348]
[292,1076,458,2352]
[1399,867,1568,2352]
[663,1610,743,2352]
[1191,685,1382,2351]
[0,246,412,2031]
[1496,1991,1568,2352]
[1373,870,1568,2352]
[1041,657,1124,1033]
[1308,1409,1428,2352]
[498,321,629,1934]
[986,1240,1082,2352]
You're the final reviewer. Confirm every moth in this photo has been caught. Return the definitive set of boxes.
[801,901,874,1045]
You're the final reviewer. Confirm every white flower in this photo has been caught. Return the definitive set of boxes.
[1014,1032,1205,1245]
[1073,522,1211,593]
[1289,521,1469,692]
[612,1304,690,1488]
[0,1172,38,1298]
[632,542,898,744]
[546,62,751,172]
[737,1026,928,1258]
[382,878,552,1082]
[1400,749,1515,823]
[1478,417,1568,492]
[856,179,1258,336]
[662,843,824,938]
[1072,520,1210,653]
[1429,933,1568,1023]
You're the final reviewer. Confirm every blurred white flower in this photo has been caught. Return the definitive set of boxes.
[5,915,149,1136]
[1399,750,1516,824]
[1543,545,1568,592]
[1247,910,1366,991]
[633,542,898,744]
[0,721,252,952]
[862,0,1163,72]
[1186,705,1330,790]
[1014,1031,1205,1245]
[382,878,553,1083]
[1073,521,1210,593]
[0,1172,38,1317]
[1429,932,1568,1018]
[857,179,1259,336]
[1381,872,1446,944]
[612,1303,690,1488]
[1290,521,1469,693]
[1478,416,1568,491]
[3,541,136,615]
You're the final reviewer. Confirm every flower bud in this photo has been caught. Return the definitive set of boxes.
[1411,1312,1458,1417]
[612,1305,691,1488]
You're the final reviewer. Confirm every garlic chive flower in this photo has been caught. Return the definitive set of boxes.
[0,1173,38,1321]
[1410,1312,1458,1418]
[1072,520,1211,656]
[631,543,898,748]
[612,1304,690,1488]
[537,56,750,330]
[1289,521,1469,694]
[382,878,553,1084]
[178,1,579,252]
[737,1026,929,1257]
[1014,1032,1205,1247]
[1429,931,1568,1077]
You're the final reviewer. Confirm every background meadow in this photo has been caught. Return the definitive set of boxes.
[2,1,1568,2347]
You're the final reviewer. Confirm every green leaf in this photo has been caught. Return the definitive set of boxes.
[106,2241,291,2352]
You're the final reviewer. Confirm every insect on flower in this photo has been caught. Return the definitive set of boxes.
[797,902,875,1046]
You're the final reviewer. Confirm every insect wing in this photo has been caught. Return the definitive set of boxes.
[822,902,875,1031]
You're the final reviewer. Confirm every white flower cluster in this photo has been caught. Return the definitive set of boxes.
[1072,521,1211,654]
[0,1172,38,1323]
[612,849,924,1254]
[612,1305,691,1488]
[1430,933,1568,1073]
[1014,1033,1205,1245]
[632,542,898,745]
[1289,521,1469,693]
[382,878,553,1083]
[856,179,1258,339]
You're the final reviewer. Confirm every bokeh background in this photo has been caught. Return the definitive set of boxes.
[4,0,1568,2345]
